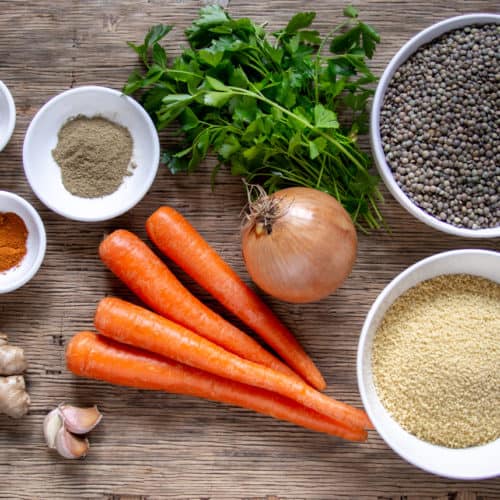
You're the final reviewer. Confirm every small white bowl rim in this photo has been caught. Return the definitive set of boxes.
[0,191,46,293]
[0,80,16,152]
[23,85,160,222]
[371,13,500,239]
[357,249,500,480]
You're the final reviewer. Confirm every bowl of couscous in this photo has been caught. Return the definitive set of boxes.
[357,249,500,479]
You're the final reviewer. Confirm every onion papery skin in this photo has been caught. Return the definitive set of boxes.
[241,187,357,303]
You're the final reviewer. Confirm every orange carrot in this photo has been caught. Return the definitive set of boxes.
[67,332,367,442]
[95,297,372,430]
[146,206,326,391]
[99,230,297,379]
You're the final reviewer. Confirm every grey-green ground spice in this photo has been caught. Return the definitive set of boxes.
[372,274,500,448]
[52,116,134,198]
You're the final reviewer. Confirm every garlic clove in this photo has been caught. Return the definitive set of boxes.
[58,404,102,435]
[54,426,89,459]
[43,408,63,449]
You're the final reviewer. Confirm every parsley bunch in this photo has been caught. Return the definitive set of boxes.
[125,6,383,229]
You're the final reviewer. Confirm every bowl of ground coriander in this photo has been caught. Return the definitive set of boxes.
[357,249,500,479]
[23,86,160,222]
[371,14,500,238]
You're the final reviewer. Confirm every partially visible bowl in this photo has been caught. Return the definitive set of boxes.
[0,191,46,294]
[0,81,16,151]
[357,249,500,480]
[23,85,160,222]
[371,14,500,239]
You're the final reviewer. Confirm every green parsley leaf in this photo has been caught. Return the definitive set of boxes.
[360,22,381,58]
[123,69,145,95]
[145,24,173,48]
[127,24,172,67]
[206,76,230,91]
[152,43,167,69]
[179,108,199,131]
[285,12,316,34]
[203,91,233,107]
[309,137,327,159]
[314,104,339,129]
[218,134,241,159]
[343,6,359,19]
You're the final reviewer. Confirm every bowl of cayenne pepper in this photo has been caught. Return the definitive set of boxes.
[0,191,46,293]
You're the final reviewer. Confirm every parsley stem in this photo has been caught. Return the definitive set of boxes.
[316,155,326,188]
[166,69,201,80]
[313,20,350,103]
[241,53,268,77]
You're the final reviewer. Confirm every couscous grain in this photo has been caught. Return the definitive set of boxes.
[372,274,500,448]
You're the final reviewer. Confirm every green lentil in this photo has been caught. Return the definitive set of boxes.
[380,24,499,230]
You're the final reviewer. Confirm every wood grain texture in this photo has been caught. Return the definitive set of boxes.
[0,1,499,498]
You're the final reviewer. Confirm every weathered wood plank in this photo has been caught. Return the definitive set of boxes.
[0,0,498,498]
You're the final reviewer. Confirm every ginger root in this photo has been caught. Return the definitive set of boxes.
[0,334,27,375]
[0,333,30,419]
[0,376,30,418]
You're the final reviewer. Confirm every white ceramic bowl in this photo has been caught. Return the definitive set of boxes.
[23,86,160,222]
[0,81,16,151]
[0,191,46,294]
[371,14,500,239]
[357,249,500,480]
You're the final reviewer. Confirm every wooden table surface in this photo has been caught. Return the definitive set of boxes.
[0,1,499,498]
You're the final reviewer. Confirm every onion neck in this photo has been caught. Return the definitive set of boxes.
[244,183,290,237]
[249,195,284,237]
[255,220,272,236]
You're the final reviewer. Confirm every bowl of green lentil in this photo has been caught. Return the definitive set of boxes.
[371,14,500,238]
[357,249,500,479]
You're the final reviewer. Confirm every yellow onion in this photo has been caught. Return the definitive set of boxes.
[241,186,357,303]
